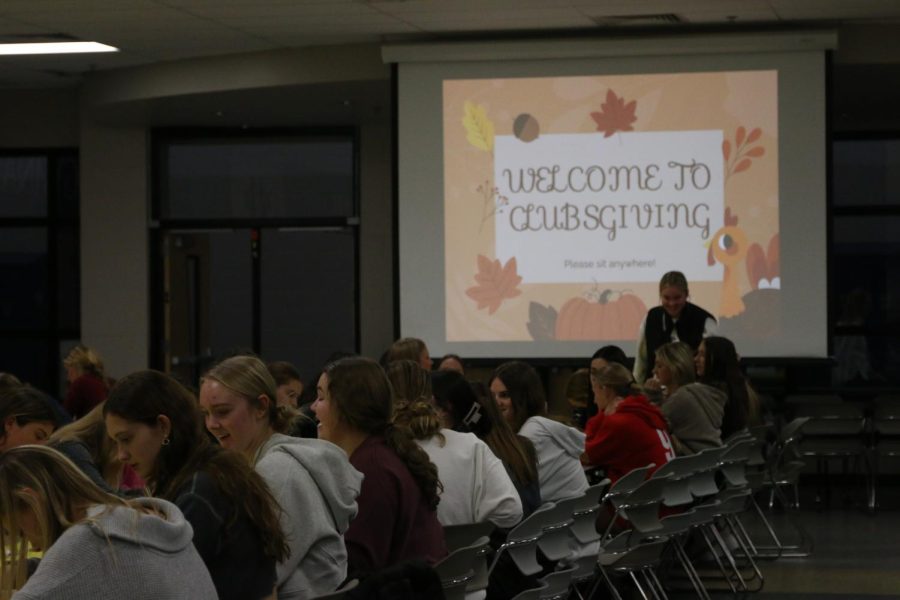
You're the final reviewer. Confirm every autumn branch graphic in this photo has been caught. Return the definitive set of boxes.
[723,126,764,180]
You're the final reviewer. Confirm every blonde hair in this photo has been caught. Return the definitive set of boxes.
[63,345,105,379]
[49,403,120,488]
[0,446,129,590]
[202,355,302,436]
[654,342,697,387]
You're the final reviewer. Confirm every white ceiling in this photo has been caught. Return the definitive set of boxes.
[1,0,900,88]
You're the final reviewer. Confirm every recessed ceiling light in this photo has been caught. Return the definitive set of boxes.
[0,41,118,56]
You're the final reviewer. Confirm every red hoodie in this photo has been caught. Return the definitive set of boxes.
[584,394,675,483]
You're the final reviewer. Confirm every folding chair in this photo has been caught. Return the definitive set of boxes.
[871,398,900,511]
[435,536,492,600]
[796,402,872,508]
[488,503,555,577]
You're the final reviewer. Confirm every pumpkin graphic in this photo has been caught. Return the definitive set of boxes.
[554,290,647,340]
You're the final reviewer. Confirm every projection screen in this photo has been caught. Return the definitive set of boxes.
[386,31,834,360]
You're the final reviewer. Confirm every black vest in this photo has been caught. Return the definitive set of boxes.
[644,302,715,376]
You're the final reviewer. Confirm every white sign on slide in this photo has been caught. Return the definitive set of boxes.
[494,130,724,283]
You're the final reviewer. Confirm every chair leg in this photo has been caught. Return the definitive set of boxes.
[644,568,669,600]
[628,571,651,600]
[724,516,765,592]
[708,521,749,591]
[591,565,624,600]
[672,536,711,600]
[698,526,738,594]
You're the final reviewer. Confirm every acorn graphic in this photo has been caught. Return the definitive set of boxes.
[513,113,540,142]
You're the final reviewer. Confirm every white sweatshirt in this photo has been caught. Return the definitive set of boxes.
[519,416,589,502]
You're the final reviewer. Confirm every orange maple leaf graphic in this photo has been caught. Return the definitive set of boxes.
[465,255,523,315]
[590,89,637,138]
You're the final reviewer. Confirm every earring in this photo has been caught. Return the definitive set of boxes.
[162,437,171,446]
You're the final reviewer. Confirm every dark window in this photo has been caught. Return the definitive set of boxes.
[0,150,79,396]
[152,129,358,382]
[158,136,355,220]
[832,138,900,386]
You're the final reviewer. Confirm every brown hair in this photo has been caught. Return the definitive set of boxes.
[104,370,288,562]
[266,361,302,386]
[386,338,427,365]
[325,357,442,510]
[491,361,546,433]
[387,360,442,441]
[473,379,538,487]
[386,360,432,406]
[0,386,62,448]
[659,271,689,295]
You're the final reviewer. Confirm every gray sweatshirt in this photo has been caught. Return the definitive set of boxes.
[254,433,363,600]
[13,497,217,600]
[661,382,727,455]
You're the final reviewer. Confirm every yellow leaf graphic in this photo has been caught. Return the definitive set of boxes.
[463,101,494,152]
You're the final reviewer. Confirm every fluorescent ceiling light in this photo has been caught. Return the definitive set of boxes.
[0,42,118,56]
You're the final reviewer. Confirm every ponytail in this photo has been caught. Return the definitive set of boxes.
[383,423,442,510]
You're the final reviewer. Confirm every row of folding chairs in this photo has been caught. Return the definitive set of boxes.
[437,421,814,600]
[784,397,900,510]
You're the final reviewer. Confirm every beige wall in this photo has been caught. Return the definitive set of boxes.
[78,122,150,377]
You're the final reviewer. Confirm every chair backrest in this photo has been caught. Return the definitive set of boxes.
[784,393,843,406]
[434,535,491,600]
[537,565,578,600]
[490,502,556,577]
[617,473,672,535]
[566,479,610,545]
[534,501,576,561]
[603,463,655,505]
[778,417,810,444]
[719,437,754,487]
[688,445,727,499]
[510,583,550,600]
[443,521,496,553]
[651,453,703,507]
[874,400,900,436]
[796,403,866,436]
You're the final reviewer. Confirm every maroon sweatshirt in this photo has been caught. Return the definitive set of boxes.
[345,435,447,577]
[64,373,108,419]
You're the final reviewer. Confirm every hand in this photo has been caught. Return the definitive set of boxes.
[644,377,662,391]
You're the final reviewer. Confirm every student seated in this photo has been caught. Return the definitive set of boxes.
[312,357,447,578]
[0,445,217,599]
[583,364,675,483]
[490,361,588,502]
[388,360,522,528]
[200,355,362,599]
[647,342,725,455]
[104,370,288,600]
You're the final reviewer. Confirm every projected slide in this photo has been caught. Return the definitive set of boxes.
[443,70,779,343]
